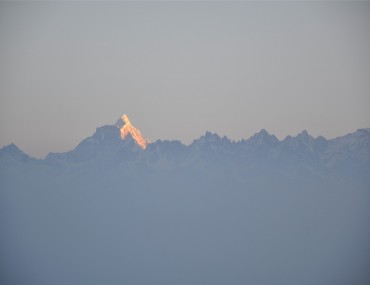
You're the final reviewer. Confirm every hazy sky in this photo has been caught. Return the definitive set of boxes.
[1,1,369,158]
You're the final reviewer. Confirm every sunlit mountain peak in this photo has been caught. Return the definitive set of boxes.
[115,114,150,150]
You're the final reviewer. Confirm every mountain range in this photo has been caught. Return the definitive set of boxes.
[1,114,369,185]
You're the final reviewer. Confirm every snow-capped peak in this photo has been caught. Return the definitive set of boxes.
[115,114,150,150]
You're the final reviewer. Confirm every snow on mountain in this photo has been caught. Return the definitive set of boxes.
[116,114,150,150]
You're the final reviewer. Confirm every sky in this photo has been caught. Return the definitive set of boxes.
[0,1,369,158]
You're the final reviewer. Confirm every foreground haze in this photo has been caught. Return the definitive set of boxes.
[1,116,369,285]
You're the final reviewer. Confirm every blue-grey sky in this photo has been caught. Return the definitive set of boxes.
[1,1,369,158]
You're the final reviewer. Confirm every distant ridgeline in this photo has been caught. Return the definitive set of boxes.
[1,117,369,186]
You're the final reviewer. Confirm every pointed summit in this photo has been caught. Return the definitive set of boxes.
[115,114,150,150]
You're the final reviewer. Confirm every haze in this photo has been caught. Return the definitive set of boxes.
[0,1,369,158]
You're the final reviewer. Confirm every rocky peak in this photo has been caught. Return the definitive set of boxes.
[115,114,150,150]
